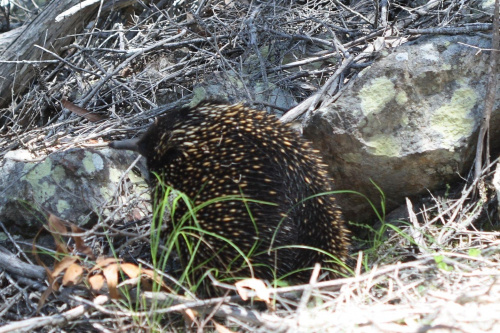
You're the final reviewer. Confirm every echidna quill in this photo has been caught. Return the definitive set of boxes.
[110,101,349,283]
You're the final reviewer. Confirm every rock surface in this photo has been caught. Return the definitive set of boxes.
[0,148,149,236]
[304,34,500,223]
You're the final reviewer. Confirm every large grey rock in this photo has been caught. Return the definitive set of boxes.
[0,148,149,236]
[192,70,297,116]
[304,35,500,223]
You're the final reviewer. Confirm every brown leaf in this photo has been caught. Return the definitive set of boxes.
[102,264,119,299]
[235,278,270,303]
[119,263,142,279]
[47,213,68,234]
[141,268,171,292]
[98,257,122,266]
[47,213,69,254]
[213,320,237,333]
[61,98,105,122]
[183,308,198,325]
[128,208,144,221]
[45,256,79,294]
[52,256,79,279]
[118,264,165,292]
[70,224,94,259]
[90,257,122,274]
[88,274,105,292]
[88,259,173,297]
[115,263,150,291]
[62,263,84,286]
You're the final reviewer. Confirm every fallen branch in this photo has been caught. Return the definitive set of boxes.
[474,0,499,182]
[408,23,493,35]
[0,296,109,333]
[0,245,45,280]
[280,55,355,123]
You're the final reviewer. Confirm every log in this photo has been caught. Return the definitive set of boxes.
[0,0,135,108]
[0,245,45,280]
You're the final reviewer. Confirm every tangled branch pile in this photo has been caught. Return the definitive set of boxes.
[0,0,499,332]
[0,0,493,158]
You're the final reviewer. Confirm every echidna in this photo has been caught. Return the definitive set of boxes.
[110,101,349,282]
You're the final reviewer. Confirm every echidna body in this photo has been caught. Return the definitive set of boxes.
[111,101,349,281]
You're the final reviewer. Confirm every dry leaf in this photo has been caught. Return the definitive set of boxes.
[88,274,105,292]
[128,208,144,221]
[141,268,171,291]
[98,257,122,266]
[213,320,237,333]
[118,264,169,292]
[52,256,79,279]
[119,263,142,279]
[235,278,270,303]
[47,214,82,256]
[70,224,94,259]
[62,263,84,286]
[90,257,122,273]
[47,213,69,254]
[61,98,105,122]
[102,264,119,299]
[182,308,198,326]
[47,213,68,234]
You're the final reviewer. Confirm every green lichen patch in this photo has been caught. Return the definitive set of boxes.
[128,171,148,188]
[22,160,57,203]
[365,134,401,157]
[190,86,207,107]
[441,63,452,71]
[82,152,96,174]
[430,86,477,147]
[108,166,123,183]
[100,187,113,202]
[52,165,67,184]
[23,158,52,181]
[56,200,71,214]
[34,181,56,202]
[82,152,104,174]
[400,113,409,126]
[343,152,363,164]
[359,77,396,115]
[396,91,408,105]
[481,0,495,9]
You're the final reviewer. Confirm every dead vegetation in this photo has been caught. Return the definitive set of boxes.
[0,0,499,332]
